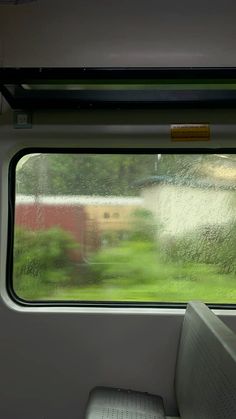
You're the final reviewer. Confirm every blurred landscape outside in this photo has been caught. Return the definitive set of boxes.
[13,153,236,303]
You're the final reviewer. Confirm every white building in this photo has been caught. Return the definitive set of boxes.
[140,176,236,237]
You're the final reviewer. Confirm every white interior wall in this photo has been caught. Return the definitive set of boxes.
[0,109,236,419]
[0,114,185,419]
[0,302,183,419]
[1,0,236,67]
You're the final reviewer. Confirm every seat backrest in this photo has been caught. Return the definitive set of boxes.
[175,301,236,419]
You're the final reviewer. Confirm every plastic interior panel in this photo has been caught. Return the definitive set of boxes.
[86,387,165,419]
[175,301,236,419]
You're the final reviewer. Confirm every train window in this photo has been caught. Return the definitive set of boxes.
[9,150,236,306]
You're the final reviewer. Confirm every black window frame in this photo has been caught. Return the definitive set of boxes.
[3,67,236,109]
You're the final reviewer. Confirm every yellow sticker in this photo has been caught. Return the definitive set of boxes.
[171,124,210,141]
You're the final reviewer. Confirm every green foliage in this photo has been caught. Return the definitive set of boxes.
[16,154,157,196]
[17,153,236,200]
[164,223,236,274]
[90,209,157,283]
[14,227,79,299]
[90,209,220,287]
[13,215,236,303]
[91,237,220,286]
[128,208,160,242]
[92,241,158,284]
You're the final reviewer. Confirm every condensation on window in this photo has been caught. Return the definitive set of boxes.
[13,153,236,304]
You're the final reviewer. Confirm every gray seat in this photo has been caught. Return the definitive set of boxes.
[86,301,236,419]
[175,301,236,419]
[85,387,165,419]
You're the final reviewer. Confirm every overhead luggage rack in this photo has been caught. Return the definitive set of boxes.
[2,67,236,110]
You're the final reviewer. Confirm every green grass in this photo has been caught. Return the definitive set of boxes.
[37,269,236,304]
[14,227,236,304]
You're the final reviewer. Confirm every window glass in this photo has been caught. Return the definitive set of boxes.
[12,152,236,304]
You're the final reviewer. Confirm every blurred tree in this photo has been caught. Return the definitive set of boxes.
[16,153,235,196]
[16,154,156,196]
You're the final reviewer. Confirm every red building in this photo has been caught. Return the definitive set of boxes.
[15,198,88,261]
